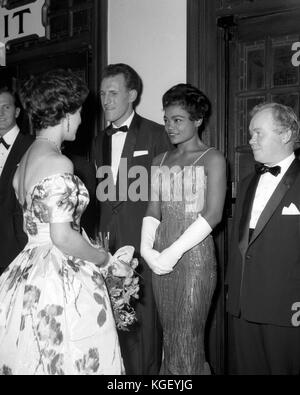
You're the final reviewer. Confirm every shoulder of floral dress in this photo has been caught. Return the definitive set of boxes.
[28,173,81,199]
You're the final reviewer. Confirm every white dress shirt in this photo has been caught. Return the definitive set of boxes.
[0,125,19,177]
[111,111,135,184]
[250,153,296,228]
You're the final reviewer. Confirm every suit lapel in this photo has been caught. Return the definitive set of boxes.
[119,114,139,174]
[113,114,139,207]
[249,159,300,245]
[102,128,112,167]
[238,172,261,256]
[99,128,121,209]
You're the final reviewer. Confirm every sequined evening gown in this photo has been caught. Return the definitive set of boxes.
[153,149,217,375]
[0,173,124,375]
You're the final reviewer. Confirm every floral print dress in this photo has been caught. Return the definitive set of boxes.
[0,173,124,375]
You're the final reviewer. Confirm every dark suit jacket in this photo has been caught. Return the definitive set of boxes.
[226,158,300,327]
[0,132,34,272]
[93,113,173,254]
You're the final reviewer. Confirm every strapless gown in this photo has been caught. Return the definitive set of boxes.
[153,162,217,375]
[0,173,124,375]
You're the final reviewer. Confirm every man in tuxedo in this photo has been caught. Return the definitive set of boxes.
[0,86,34,275]
[226,102,300,375]
[94,63,172,374]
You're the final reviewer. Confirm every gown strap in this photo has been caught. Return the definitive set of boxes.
[192,147,215,167]
[159,151,168,167]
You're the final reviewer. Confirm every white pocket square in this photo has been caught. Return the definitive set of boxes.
[133,150,148,157]
[282,203,300,215]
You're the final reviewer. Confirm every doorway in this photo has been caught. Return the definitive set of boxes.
[226,8,300,196]
[221,5,300,372]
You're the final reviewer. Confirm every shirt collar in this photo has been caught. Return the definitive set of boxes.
[273,152,295,174]
[112,111,135,130]
[2,125,20,145]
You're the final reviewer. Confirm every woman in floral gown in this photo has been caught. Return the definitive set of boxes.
[0,69,127,375]
[141,84,227,374]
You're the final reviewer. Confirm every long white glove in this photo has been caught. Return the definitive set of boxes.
[155,214,212,270]
[140,216,173,275]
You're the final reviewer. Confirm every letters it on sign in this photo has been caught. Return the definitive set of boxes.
[0,0,46,45]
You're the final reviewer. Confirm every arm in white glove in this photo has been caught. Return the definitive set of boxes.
[140,216,173,275]
[155,214,212,270]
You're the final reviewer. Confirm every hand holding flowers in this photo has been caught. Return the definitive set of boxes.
[85,230,140,331]
[105,254,139,331]
[111,246,135,277]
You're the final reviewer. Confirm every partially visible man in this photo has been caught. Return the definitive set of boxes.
[0,86,34,274]
[226,102,300,375]
[94,63,173,374]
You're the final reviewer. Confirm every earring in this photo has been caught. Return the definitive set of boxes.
[67,115,70,133]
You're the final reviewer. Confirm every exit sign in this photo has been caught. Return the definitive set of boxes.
[0,0,47,66]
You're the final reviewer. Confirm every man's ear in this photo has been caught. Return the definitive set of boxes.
[129,89,138,104]
[282,129,292,144]
[15,107,21,119]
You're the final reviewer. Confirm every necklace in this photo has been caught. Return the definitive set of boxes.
[36,137,62,154]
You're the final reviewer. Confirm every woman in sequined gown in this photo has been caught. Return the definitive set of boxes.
[0,70,128,375]
[141,84,226,375]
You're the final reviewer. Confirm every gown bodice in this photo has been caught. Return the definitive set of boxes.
[152,156,208,249]
[20,173,89,246]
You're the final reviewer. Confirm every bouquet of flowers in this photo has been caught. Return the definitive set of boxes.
[96,232,140,331]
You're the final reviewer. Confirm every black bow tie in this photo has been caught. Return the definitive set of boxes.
[0,136,10,150]
[255,164,281,176]
[105,125,128,136]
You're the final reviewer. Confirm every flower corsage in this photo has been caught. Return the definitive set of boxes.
[93,232,140,331]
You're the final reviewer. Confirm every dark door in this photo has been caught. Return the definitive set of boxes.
[0,0,106,157]
[227,8,300,200]
[0,47,97,158]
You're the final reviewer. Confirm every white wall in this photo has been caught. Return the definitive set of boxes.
[108,0,187,124]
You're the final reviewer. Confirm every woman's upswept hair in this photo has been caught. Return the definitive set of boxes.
[162,83,211,125]
[19,69,89,132]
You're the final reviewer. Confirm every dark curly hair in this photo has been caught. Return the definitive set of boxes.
[162,83,211,126]
[19,69,89,132]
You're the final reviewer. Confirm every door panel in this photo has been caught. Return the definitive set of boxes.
[228,13,300,193]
